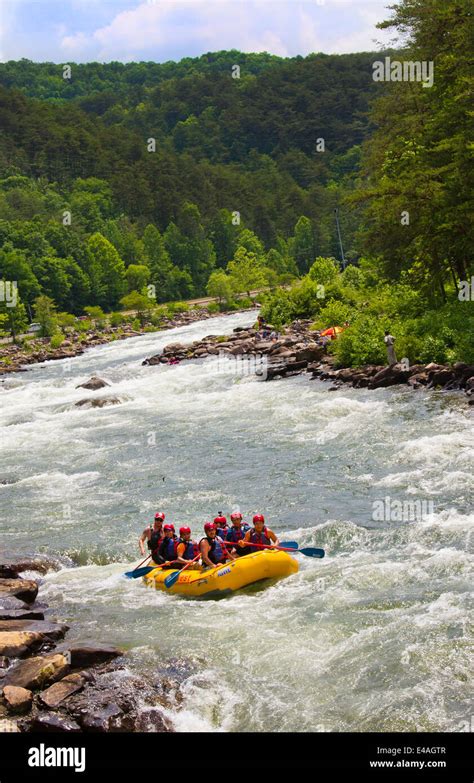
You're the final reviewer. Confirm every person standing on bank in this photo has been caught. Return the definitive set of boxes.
[384,330,397,366]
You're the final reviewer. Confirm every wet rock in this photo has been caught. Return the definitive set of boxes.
[75,396,122,408]
[0,631,46,657]
[0,608,45,621]
[134,708,173,732]
[368,363,412,389]
[142,354,161,366]
[39,673,85,708]
[0,579,38,604]
[76,376,110,391]
[29,713,81,732]
[2,685,33,714]
[3,653,69,690]
[294,344,324,363]
[0,553,63,577]
[0,619,68,640]
[0,566,18,579]
[0,656,10,669]
[0,596,27,611]
[54,642,121,668]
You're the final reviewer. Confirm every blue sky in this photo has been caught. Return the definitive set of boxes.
[0,0,398,63]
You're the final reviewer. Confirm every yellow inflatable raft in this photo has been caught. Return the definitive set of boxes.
[143,549,298,598]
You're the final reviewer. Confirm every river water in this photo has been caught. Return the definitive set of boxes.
[0,311,472,732]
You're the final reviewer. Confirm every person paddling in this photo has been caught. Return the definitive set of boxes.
[176,526,199,566]
[139,512,165,556]
[226,512,250,556]
[157,523,179,568]
[200,522,235,568]
[239,514,279,551]
[214,512,228,539]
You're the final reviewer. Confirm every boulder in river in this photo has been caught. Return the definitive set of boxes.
[0,608,45,622]
[2,684,33,714]
[0,553,65,576]
[75,396,122,408]
[0,579,38,604]
[54,641,121,668]
[3,653,70,690]
[29,713,81,733]
[76,376,110,391]
[39,672,85,708]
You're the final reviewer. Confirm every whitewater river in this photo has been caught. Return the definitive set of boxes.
[0,311,472,732]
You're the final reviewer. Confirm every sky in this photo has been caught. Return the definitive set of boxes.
[0,0,399,64]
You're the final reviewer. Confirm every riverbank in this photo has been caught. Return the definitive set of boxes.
[143,319,474,403]
[0,553,175,732]
[0,306,251,378]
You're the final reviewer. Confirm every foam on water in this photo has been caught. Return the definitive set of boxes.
[1,310,472,731]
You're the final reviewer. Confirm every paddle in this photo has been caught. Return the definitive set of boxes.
[164,553,201,589]
[124,554,152,579]
[236,540,325,558]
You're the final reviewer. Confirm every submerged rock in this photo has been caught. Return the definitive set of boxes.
[75,396,122,408]
[76,376,110,391]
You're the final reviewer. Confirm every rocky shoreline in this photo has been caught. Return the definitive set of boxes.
[0,554,175,733]
[0,306,223,378]
[143,319,474,403]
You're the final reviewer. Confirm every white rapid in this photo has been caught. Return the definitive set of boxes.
[0,310,472,732]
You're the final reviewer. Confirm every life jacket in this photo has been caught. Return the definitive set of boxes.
[149,529,163,554]
[179,538,198,561]
[159,536,178,561]
[217,525,228,539]
[249,527,271,546]
[226,524,250,544]
[200,535,225,565]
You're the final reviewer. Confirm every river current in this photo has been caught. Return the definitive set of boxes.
[0,311,472,732]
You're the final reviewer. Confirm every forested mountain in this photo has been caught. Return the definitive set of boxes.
[0,50,380,311]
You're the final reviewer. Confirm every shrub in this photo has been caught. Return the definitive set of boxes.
[314,300,354,329]
[131,318,141,331]
[330,315,388,367]
[50,333,64,349]
[206,302,220,314]
[110,312,125,328]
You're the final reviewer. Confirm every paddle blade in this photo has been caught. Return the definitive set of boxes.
[124,566,155,579]
[164,569,181,589]
[299,547,325,558]
[279,541,298,549]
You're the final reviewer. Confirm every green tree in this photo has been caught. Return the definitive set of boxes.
[206,270,234,305]
[227,246,267,297]
[125,264,150,293]
[291,216,318,274]
[120,290,154,325]
[0,292,28,342]
[85,233,126,309]
[33,294,57,337]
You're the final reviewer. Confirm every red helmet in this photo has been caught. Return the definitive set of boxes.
[163,523,175,532]
[179,526,191,536]
[253,514,265,524]
[155,512,165,521]
[204,521,217,533]
[230,512,242,521]
[214,514,227,525]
